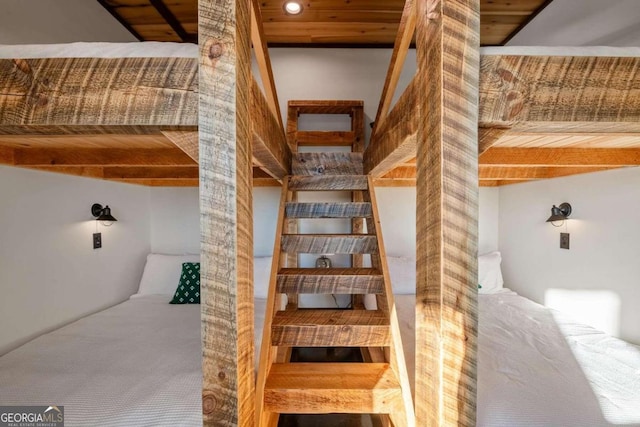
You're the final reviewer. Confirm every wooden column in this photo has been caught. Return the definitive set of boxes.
[199,0,255,426]
[415,0,479,426]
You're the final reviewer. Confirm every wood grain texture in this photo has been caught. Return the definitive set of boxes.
[0,57,197,127]
[289,175,368,191]
[281,234,378,254]
[480,147,640,166]
[276,268,384,294]
[372,0,416,136]
[271,310,390,347]
[162,130,199,162]
[364,77,418,177]
[263,363,403,414]
[479,165,618,180]
[256,180,290,427]
[10,147,195,166]
[285,202,372,218]
[251,78,290,179]
[478,126,509,154]
[250,0,283,130]
[288,100,364,114]
[480,55,640,131]
[296,131,356,146]
[199,0,254,424]
[415,0,479,425]
[292,152,364,176]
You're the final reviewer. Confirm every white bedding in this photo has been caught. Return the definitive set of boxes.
[396,291,640,427]
[0,43,639,60]
[2,291,638,426]
[0,295,268,427]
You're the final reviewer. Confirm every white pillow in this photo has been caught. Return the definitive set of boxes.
[253,257,273,299]
[137,253,200,296]
[478,251,504,294]
[387,256,416,295]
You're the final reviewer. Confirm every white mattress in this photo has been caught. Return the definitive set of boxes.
[0,43,639,59]
[396,291,640,427]
[3,291,639,426]
[0,42,198,59]
[0,295,268,427]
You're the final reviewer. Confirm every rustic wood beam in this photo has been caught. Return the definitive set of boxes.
[478,126,509,154]
[103,166,199,179]
[113,178,199,186]
[372,0,416,137]
[0,146,14,164]
[480,147,640,167]
[480,55,640,132]
[0,58,197,127]
[0,125,197,136]
[251,78,291,179]
[199,0,254,425]
[251,0,284,130]
[415,1,479,426]
[162,131,199,163]
[9,148,194,166]
[296,131,355,146]
[364,76,418,177]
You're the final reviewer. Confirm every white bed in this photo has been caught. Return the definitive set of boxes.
[2,252,639,426]
[396,291,640,426]
[0,294,269,427]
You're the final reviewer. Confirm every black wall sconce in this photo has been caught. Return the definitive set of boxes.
[546,202,572,227]
[91,203,117,226]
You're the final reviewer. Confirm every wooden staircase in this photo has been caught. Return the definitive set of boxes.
[256,101,414,426]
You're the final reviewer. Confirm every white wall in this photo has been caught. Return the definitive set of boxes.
[0,0,136,44]
[0,166,151,355]
[498,167,640,344]
[509,0,640,47]
[150,187,200,254]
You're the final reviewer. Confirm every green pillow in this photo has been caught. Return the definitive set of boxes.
[170,263,200,304]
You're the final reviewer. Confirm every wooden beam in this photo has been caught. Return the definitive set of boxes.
[0,146,14,164]
[372,0,416,137]
[480,55,640,132]
[383,164,620,181]
[251,0,284,130]
[199,0,254,425]
[113,178,199,186]
[296,131,356,146]
[9,148,195,166]
[162,131,199,163]
[364,76,418,177]
[0,57,197,127]
[480,148,640,167]
[251,78,291,179]
[149,0,194,42]
[480,165,618,180]
[103,166,199,179]
[478,126,509,154]
[415,0,479,426]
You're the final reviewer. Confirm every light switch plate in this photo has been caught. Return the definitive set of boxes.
[93,233,102,249]
[560,233,570,250]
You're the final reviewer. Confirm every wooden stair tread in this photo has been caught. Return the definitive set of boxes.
[289,175,368,191]
[288,100,364,115]
[278,268,381,276]
[264,363,402,414]
[277,268,384,294]
[272,309,389,347]
[285,202,372,218]
[281,234,378,254]
[292,152,363,176]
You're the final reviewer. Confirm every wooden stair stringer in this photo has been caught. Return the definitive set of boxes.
[365,175,416,427]
[255,177,291,427]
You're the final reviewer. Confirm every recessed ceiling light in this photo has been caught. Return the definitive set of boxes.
[284,1,303,15]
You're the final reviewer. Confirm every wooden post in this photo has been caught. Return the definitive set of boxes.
[199,0,255,425]
[415,0,479,426]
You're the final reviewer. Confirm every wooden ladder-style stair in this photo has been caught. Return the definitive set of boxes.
[256,101,414,426]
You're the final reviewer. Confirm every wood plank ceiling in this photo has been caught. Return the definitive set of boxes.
[98,0,552,46]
